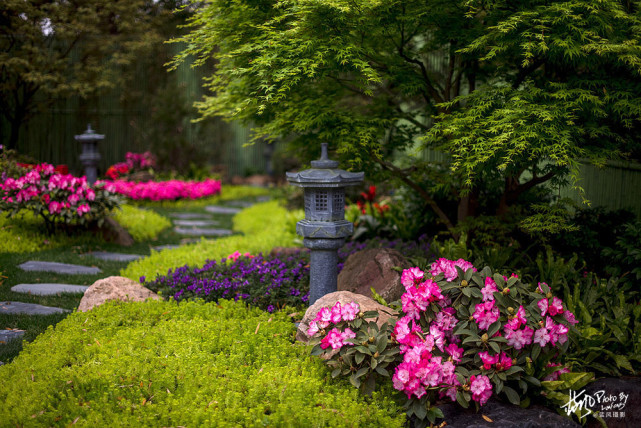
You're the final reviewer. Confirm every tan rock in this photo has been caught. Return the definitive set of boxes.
[78,276,161,312]
[337,248,410,303]
[296,291,398,343]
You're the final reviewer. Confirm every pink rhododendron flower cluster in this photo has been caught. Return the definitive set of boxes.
[307,301,361,344]
[98,178,221,201]
[226,251,254,262]
[430,258,477,282]
[543,362,571,381]
[308,258,578,418]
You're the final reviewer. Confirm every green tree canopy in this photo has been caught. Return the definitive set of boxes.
[0,0,174,150]
[172,0,641,236]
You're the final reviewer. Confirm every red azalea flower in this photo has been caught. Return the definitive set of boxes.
[360,185,376,202]
[54,165,69,175]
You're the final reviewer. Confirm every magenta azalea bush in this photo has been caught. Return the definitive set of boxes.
[98,178,221,201]
[0,163,120,234]
[308,258,578,425]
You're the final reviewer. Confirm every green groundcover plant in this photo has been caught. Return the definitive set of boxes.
[121,200,302,281]
[110,205,171,242]
[0,205,170,254]
[0,299,405,427]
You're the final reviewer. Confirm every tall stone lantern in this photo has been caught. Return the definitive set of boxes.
[75,124,104,185]
[287,143,364,305]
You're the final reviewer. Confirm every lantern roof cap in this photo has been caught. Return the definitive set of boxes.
[75,124,104,142]
[286,143,364,187]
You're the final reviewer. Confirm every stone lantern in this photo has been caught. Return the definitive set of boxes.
[287,143,364,305]
[75,124,104,185]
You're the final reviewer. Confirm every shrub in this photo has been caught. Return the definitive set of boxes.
[120,201,300,282]
[105,151,157,180]
[602,219,641,284]
[0,299,405,427]
[308,258,583,425]
[111,205,171,242]
[0,164,120,235]
[562,273,641,376]
[98,178,221,201]
[144,252,310,311]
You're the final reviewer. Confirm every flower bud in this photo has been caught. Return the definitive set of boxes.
[461,280,468,287]
[469,316,474,321]
[546,292,553,299]
[539,320,544,327]
[358,311,365,318]
[502,288,510,295]
[481,333,489,343]
[373,351,380,358]
[526,357,532,364]
[507,307,515,314]
[369,336,375,343]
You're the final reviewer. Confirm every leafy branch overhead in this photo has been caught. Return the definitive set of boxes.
[172,0,641,235]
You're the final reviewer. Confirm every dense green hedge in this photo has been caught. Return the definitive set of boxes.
[111,205,171,242]
[0,300,404,427]
[121,200,303,281]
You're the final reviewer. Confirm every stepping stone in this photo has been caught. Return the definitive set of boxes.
[0,329,25,344]
[169,212,212,220]
[173,219,219,227]
[0,301,68,315]
[257,196,271,202]
[11,283,89,296]
[18,261,101,275]
[204,205,241,215]
[85,252,143,262]
[152,244,181,251]
[174,227,233,237]
[225,200,255,208]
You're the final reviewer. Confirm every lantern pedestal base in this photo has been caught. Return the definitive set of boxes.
[303,238,345,305]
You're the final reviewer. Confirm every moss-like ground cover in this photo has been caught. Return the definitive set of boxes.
[0,299,405,427]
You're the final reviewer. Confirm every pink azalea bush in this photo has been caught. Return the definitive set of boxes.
[97,178,221,201]
[0,163,120,234]
[308,258,578,425]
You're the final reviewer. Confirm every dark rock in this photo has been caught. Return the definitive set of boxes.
[94,217,134,246]
[585,377,641,428]
[337,248,410,302]
[438,398,580,427]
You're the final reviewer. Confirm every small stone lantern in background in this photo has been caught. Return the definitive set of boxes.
[76,124,104,185]
[287,143,364,305]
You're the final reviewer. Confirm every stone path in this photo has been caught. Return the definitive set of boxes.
[2,199,256,363]
[169,212,212,220]
[0,329,25,344]
[85,252,143,262]
[11,283,89,296]
[1,301,69,315]
[174,227,233,237]
[173,219,219,227]
[18,261,101,275]
[204,205,242,215]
